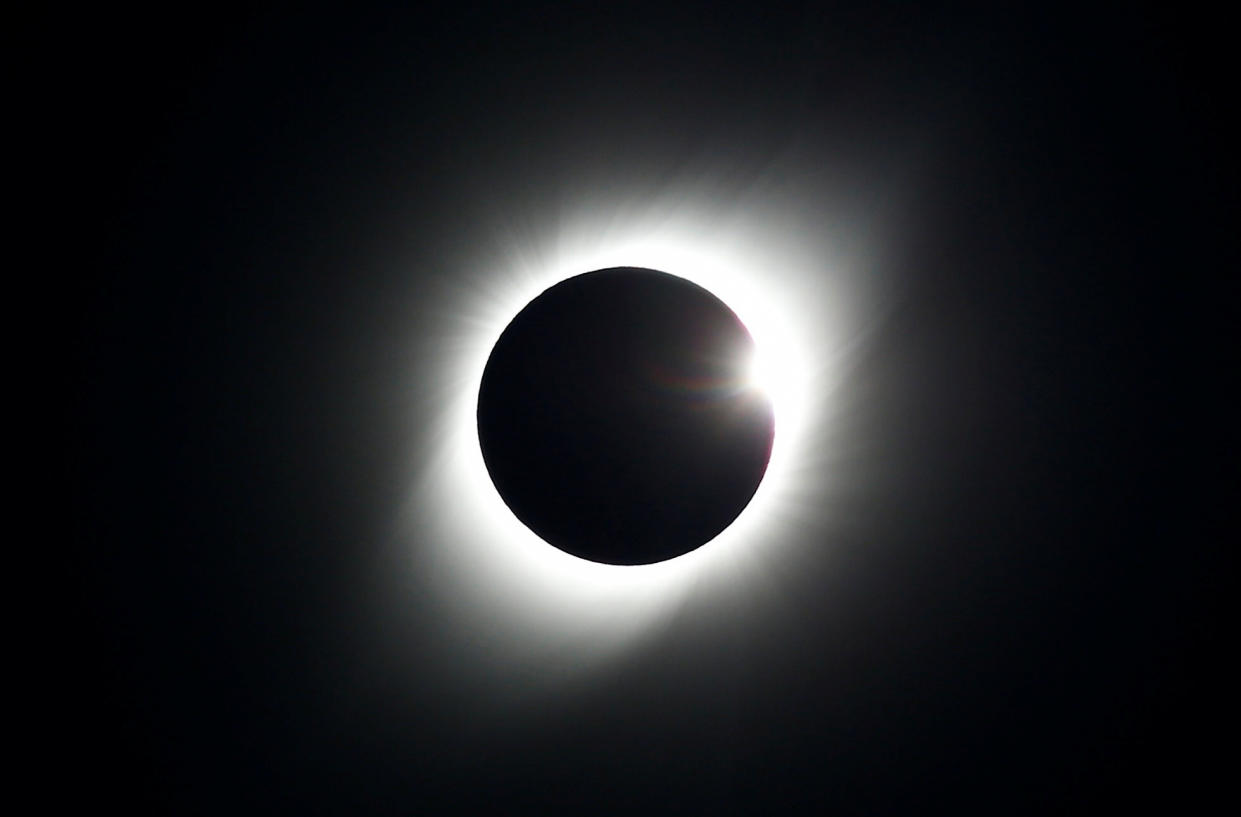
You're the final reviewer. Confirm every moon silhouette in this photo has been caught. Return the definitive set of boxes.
[477,267,775,565]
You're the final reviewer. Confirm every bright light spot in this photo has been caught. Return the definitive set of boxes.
[740,344,775,400]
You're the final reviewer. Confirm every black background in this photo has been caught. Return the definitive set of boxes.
[70,3,1230,813]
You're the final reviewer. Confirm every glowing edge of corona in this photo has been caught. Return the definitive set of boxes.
[397,193,879,675]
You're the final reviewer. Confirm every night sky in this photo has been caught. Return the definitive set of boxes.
[73,3,1229,813]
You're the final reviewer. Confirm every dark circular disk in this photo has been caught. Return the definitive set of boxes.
[477,267,775,565]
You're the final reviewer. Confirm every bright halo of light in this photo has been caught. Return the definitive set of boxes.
[391,177,893,685]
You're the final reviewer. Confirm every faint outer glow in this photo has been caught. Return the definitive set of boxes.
[393,177,896,686]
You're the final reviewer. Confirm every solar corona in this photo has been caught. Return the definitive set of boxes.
[398,194,882,674]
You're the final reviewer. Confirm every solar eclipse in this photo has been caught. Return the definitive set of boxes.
[83,7,1212,809]
[398,191,877,678]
